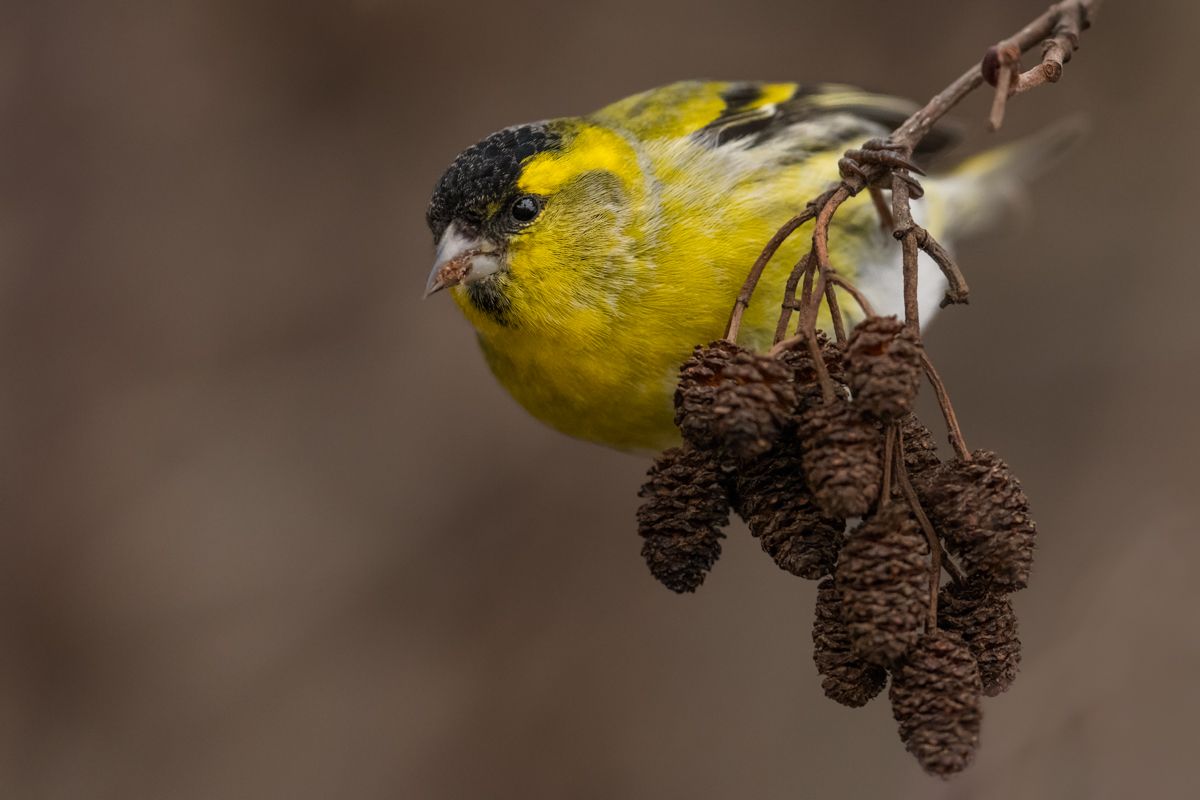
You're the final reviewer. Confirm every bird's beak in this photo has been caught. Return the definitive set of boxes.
[424,223,502,298]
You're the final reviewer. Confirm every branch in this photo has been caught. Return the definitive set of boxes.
[772,251,812,344]
[984,0,1097,131]
[920,351,970,461]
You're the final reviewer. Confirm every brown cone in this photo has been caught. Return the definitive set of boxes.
[846,316,924,420]
[797,395,883,518]
[889,630,983,777]
[674,340,739,453]
[734,440,844,579]
[674,341,796,461]
[939,575,1021,696]
[637,446,730,593]
[918,450,1036,592]
[780,331,847,385]
[899,412,941,476]
[812,578,887,707]
[835,503,930,666]
[780,332,846,414]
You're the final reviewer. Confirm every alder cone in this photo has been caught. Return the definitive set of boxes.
[939,576,1021,696]
[899,412,941,477]
[733,440,844,579]
[919,450,1036,592]
[889,630,983,777]
[798,396,883,518]
[835,503,930,666]
[674,340,740,452]
[846,315,924,420]
[780,331,847,385]
[710,351,796,461]
[780,332,847,414]
[674,340,796,461]
[812,578,887,707]
[636,446,730,593]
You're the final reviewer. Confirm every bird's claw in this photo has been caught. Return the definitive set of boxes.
[842,144,927,178]
[838,138,927,198]
[838,157,869,183]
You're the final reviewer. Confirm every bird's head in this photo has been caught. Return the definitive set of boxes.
[425,120,644,334]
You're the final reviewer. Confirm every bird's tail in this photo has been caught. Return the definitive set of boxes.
[933,116,1087,240]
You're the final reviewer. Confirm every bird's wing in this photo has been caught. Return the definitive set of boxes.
[699,82,957,158]
[594,81,955,159]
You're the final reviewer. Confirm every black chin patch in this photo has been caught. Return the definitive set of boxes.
[426,123,562,241]
[465,276,513,326]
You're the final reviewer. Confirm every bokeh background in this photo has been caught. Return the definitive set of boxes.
[3,0,1196,797]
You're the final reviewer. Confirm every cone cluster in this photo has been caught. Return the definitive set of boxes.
[633,313,1039,776]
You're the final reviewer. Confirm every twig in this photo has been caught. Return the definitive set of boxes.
[801,269,836,403]
[824,281,847,344]
[894,430,941,629]
[986,43,1021,132]
[886,0,1100,153]
[984,0,1099,130]
[891,173,922,331]
[916,228,970,308]
[770,267,837,404]
[941,545,967,584]
[1040,1,1088,82]
[826,273,877,319]
[920,351,970,461]
[804,324,836,405]
[798,252,817,313]
[772,251,812,344]
[881,423,897,506]
[771,253,817,352]
[811,187,854,275]
[868,186,894,235]
[890,179,970,314]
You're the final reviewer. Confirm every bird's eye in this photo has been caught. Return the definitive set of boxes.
[508,195,541,224]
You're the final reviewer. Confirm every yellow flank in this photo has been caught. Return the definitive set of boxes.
[438,81,1045,452]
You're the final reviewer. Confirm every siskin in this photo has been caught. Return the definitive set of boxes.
[425,81,1072,452]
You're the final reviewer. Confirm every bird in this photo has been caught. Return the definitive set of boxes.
[424,80,1075,453]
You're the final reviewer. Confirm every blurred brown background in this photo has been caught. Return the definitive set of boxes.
[2,0,1196,797]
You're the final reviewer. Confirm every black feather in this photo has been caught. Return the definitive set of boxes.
[426,123,562,241]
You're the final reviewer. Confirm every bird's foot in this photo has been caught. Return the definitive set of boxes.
[838,139,926,198]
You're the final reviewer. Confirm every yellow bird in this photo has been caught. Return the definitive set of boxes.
[425,81,1072,452]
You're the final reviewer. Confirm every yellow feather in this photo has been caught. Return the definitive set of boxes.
[517,125,643,198]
